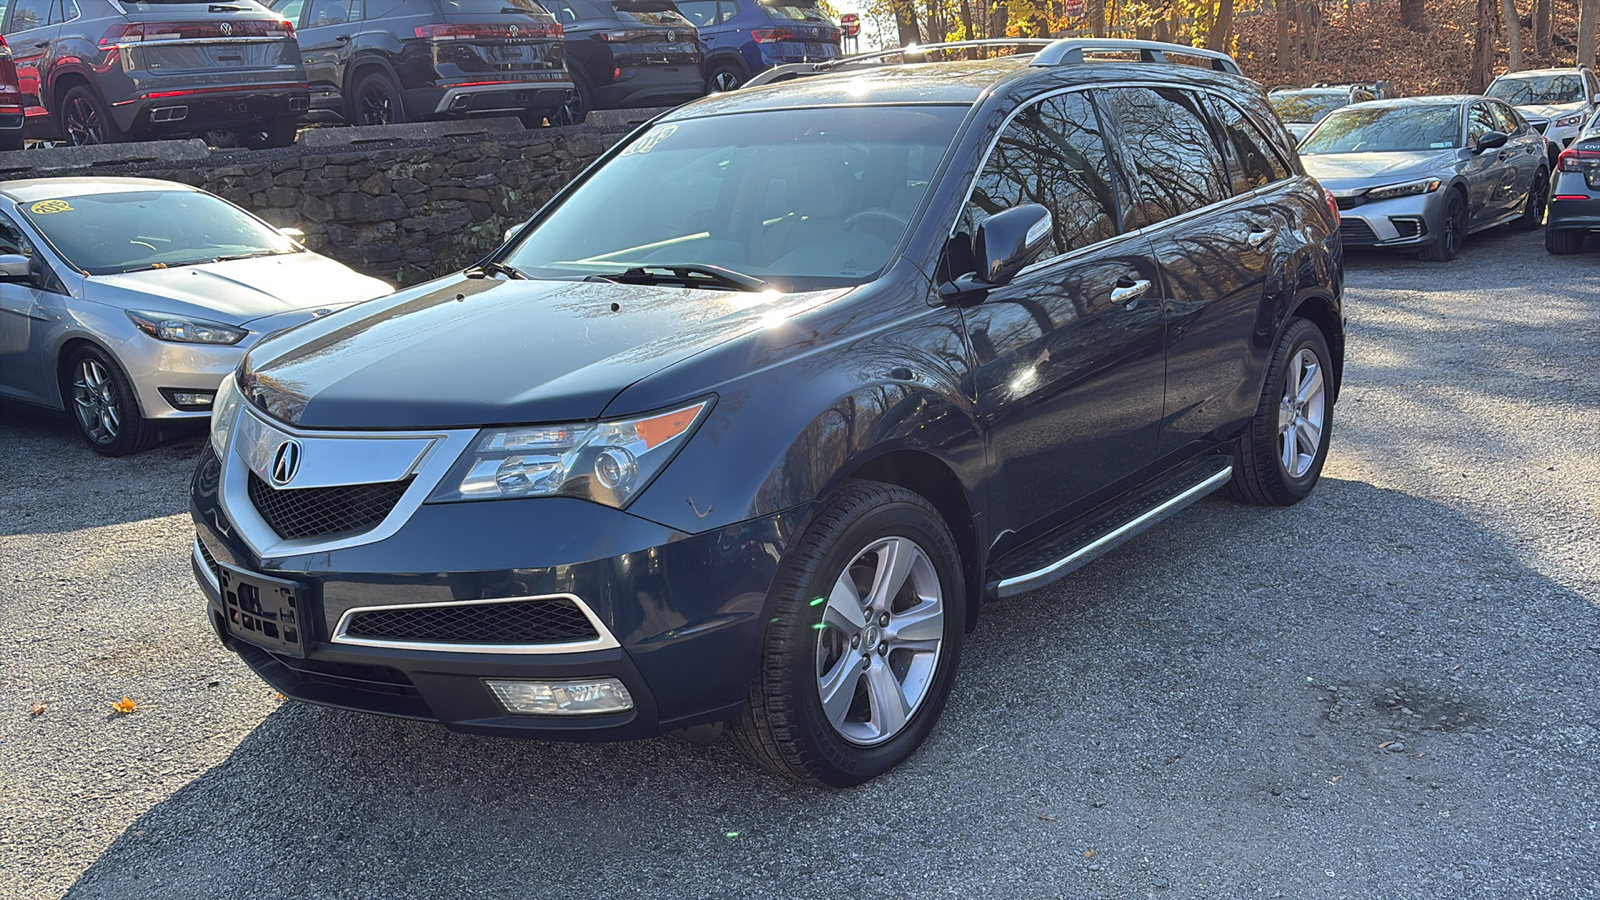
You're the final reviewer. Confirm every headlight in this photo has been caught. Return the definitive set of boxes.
[1556,113,1586,128]
[430,399,712,508]
[209,373,244,458]
[1364,178,1442,201]
[127,310,247,345]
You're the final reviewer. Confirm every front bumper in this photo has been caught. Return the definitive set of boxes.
[1331,188,1442,248]
[115,333,251,420]
[191,442,806,739]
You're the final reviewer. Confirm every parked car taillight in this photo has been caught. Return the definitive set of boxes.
[594,29,658,42]
[98,19,295,50]
[751,27,796,43]
[1557,147,1600,172]
[414,23,562,40]
[1324,188,1340,224]
[0,36,19,114]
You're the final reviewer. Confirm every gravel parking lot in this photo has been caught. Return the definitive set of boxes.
[4,227,1598,899]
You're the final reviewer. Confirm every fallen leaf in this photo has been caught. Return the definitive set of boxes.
[1084,848,1096,859]
[1036,814,1057,821]
[1326,775,1342,785]
[112,698,136,715]
[30,704,46,716]
[1416,752,1427,758]
[1378,741,1394,749]
[273,692,285,701]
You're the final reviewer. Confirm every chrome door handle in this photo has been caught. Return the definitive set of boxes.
[1247,227,1274,249]
[1110,278,1152,309]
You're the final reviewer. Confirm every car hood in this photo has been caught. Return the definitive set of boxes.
[84,252,393,326]
[1514,101,1587,121]
[1300,150,1459,192]
[240,274,845,429]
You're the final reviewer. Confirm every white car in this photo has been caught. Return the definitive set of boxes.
[1486,66,1600,164]
[0,177,393,456]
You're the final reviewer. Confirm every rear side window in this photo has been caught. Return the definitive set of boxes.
[1097,86,1230,227]
[676,0,716,24]
[4,0,51,31]
[440,0,547,11]
[964,90,1122,258]
[304,0,357,26]
[1211,96,1291,193]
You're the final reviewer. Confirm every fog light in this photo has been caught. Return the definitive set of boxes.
[161,389,216,411]
[485,678,633,715]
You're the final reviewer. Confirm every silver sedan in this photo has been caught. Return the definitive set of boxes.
[0,178,392,455]
[1299,96,1549,261]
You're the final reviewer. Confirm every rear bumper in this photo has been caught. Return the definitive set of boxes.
[404,77,575,119]
[191,444,807,739]
[592,65,703,110]
[114,85,310,135]
[1546,195,1600,231]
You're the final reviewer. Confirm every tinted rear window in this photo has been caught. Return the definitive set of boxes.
[436,0,548,11]
[761,0,828,21]
[607,0,688,24]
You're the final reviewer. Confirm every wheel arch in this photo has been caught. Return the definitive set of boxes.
[1286,293,1344,402]
[343,55,404,102]
[703,50,750,77]
[47,69,95,114]
[55,335,146,415]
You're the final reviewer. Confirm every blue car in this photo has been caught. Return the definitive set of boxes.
[675,0,840,92]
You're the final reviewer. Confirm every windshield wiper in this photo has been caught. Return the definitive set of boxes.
[585,264,768,292]
[465,261,527,280]
[212,249,296,263]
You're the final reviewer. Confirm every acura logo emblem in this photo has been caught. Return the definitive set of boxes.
[219,22,233,35]
[270,440,302,487]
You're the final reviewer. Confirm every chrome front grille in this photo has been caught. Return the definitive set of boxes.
[247,472,414,541]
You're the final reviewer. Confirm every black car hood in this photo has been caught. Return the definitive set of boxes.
[241,274,842,429]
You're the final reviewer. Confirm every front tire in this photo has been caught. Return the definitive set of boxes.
[1512,168,1549,231]
[1418,188,1466,262]
[62,346,159,457]
[1546,228,1586,254]
[730,481,965,787]
[1227,318,1333,507]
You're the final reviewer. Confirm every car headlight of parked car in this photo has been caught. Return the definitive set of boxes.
[127,310,248,345]
[1555,113,1586,128]
[209,374,245,458]
[1365,178,1442,201]
[430,399,713,508]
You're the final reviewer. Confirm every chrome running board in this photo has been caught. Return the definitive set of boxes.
[993,458,1234,599]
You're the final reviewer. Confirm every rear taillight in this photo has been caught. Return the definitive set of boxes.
[0,35,18,112]
[595,29,647,41]
[751,27,796,43]
[415,22,561,40]
[99,18,294,50]
[1324,188,1339,224]
[1557,148,1600,172]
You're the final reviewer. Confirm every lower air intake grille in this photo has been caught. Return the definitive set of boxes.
[342,598,601,646]
[247,472,412,541]
[1339,219,1379,246]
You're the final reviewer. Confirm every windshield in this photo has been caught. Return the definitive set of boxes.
[761,0,830,22]
[503,105,967,291]
[1270,91,1350,124]
[1487,74,1586,106]
[18,190,298,276]
[1299,105,1462,154]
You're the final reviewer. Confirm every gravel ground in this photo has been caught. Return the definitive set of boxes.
[3,227,1598,899]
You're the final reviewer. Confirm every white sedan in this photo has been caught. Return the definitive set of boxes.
[0,177,392,456]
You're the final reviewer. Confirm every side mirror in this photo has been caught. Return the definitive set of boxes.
[1474,130,1509,153]
[504,219,531,244]
[0,254,30,281]
[948,203,1053,297]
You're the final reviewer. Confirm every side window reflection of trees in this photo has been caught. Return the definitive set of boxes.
[1098,86,1231,228]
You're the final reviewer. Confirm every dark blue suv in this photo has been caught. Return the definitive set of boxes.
[192,39,1344,787]
[675,0,838,92]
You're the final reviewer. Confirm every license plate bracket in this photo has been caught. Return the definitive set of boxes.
[218,563,308,658]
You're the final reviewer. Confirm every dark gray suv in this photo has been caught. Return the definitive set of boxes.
[1,0,309,147]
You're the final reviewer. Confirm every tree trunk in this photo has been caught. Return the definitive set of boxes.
[1303,1,1323,67]
[1277,0,1294,75]
[1471,0,1497,92]
[1502,0,1523,70]
[1207,0,1236,49]
[958,0,974,42]
[988,0,1008,40]
[1399,0,1427,31]
[1089,0,1107,37]
[1582,0,1600,67]
[891,0,921,45]
[1534,0,1552,54]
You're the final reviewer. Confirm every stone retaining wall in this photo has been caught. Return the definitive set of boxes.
[0,113,662,287]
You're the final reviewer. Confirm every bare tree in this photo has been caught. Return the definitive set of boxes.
[1277,0,1294,77]
[1501,0,1523,71]
[1471,0,1497,92]
[1400,0,1427,31]
[1582,0,1600,67]
[1534,0,1552,55]
[1089,0,1107,38]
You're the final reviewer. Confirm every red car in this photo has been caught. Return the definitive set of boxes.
[0,35,22,150]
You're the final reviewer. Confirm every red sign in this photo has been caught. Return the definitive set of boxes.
[839,12,860,36]
[1061,0,1084,16]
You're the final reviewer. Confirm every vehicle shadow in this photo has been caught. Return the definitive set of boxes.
[61,476,1600,899]
[0,403,205,537]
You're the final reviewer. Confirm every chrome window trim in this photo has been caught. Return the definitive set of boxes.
[216,404,477,558]
[331,594,622,655]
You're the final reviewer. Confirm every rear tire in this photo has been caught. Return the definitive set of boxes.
[729,481,965,787]
[705,63,745,93]
[61,345,159,457]
[60,84,125,146]
[349,71,405,127]
[1418,189,1466,262]
[1546,228,1586,254]
[550,78,589,126]
[1512,167,1549,231]
[1227,318,1333,507]
[242,116,300,149]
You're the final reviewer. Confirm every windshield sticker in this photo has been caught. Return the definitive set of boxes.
[619,124,678,157]
[1430,141,1453,148]
[30,200,74,215]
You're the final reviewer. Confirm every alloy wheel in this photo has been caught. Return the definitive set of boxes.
[65,98,104,146]
[1445,196,1464,255]
[553,90,584,126]
[72,358,121,444]
[1277,347,1326,479]
[814,536,945,746]
[710,70,742,92]
[359,89,393,126]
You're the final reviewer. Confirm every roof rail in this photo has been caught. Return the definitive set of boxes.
[742,39,1054,88]
[1028,38,1242,75]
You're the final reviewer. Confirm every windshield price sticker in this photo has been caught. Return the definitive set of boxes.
[30,200,75,215]
[619,124,678,157]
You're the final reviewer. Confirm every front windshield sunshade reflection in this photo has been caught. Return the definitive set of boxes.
[1299,105,1462,155]
[503,105,970,292]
